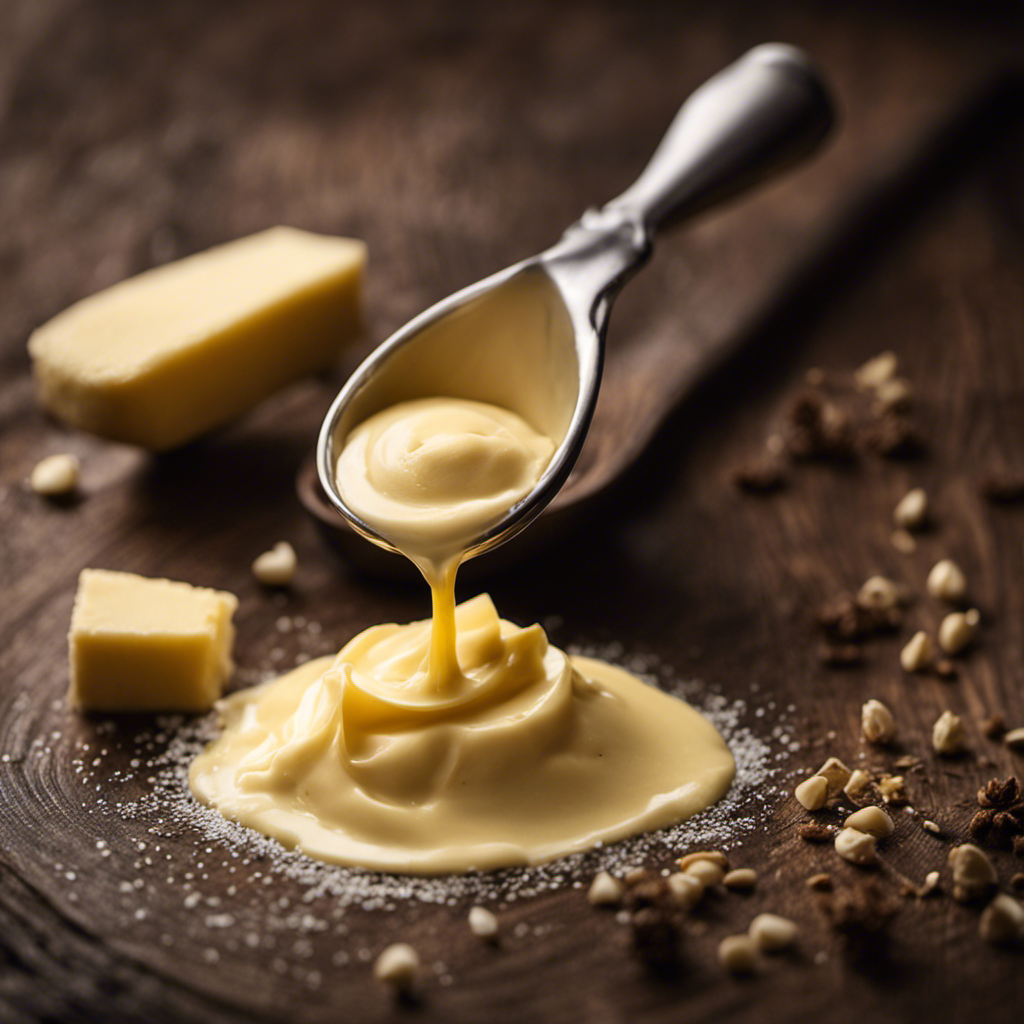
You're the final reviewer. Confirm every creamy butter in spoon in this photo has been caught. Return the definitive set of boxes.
[190,396,734,874]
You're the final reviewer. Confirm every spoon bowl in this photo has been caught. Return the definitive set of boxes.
[317,263,592,561]
[317,44,835,566]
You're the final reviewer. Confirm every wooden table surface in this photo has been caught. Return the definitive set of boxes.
[3,2,1024,1021]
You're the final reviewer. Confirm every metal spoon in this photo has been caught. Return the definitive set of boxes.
[317,43,834,564]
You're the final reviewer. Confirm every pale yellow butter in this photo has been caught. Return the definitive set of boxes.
[29,227,366,450]
[69,569,237,712]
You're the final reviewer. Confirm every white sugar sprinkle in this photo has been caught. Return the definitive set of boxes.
[102,644,777,913]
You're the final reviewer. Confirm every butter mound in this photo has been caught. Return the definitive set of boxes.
[190,595,734,874]
[29,227,365,450]
[70,569,237,713]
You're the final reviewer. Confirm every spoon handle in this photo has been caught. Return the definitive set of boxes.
[607,44,835,233]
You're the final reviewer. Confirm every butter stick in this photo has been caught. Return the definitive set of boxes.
[69,569,237,713]
[29,227,366,450]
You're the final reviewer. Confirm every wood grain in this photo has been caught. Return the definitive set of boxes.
[2,2,1024,1022]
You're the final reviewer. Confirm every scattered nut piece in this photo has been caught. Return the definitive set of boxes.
[252,541,297,586]
[893,487,928,530]
[857,576,899,611]
[922,820,941,834]
[938,611,978,655]
[878,774,908,805]
[785,391,856,460]
[795,775,829,811]
[676,851,729,872]
[948,844,998,903]
[893,754,921,770]
[932,710,967,756]
[844,769,872,798]
[854,351,898,389]
[927,559,967,603]
[807,872,833,890]
[685,859,725,886]
[30,453,79,496]
[623,865,648,885]
[799,824,835,843]
[891,529,917,554]
[373,943,419,993]
[749,913,798,952]
[835,827,877,866]
[815,757,852,797]
[844,806,894,839]
[900,630,932,672]
[861,699,896,744]
[587,871,625,907]
[922,871,941,895]
[665,872,705,911]
[718,934,758,974]
[979,894,1024,946]
[468,906,498,940]
[1004,728,1024,752]
[874,377,913,412]
[723,868,757,892]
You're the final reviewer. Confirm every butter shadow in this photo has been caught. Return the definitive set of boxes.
[131,423,320,535]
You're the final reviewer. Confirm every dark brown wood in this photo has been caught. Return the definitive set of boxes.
[2,2,1024,1022]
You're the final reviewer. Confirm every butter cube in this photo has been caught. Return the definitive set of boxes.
[29,227,366,450]
[69,569,237,712]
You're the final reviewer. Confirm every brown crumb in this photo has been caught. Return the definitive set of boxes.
[817,595,873,642]
[862,412,925,459]
[816,880,900,936]
[979,471,1024,504]
[969,809,994,844]
[630,907,679,974]
[970,784,1024,849]
[623,874,682,974]
[807,873,833,891]
[799,823,835,843]
[785,391,857,461]
[627,875,670,910]
[934,659,958,680]
[977,776,1021,809]
[817,594,900,643]
[732,458,787,494]
[818,642,866,668]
